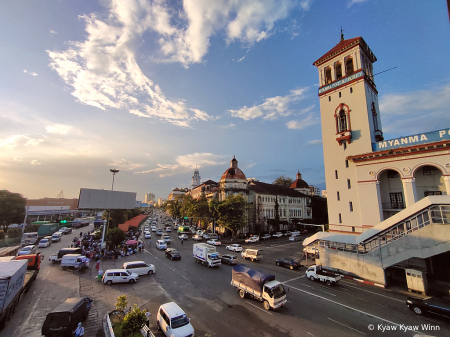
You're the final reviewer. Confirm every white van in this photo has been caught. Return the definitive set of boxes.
[51,232,63,242]
[102,269,139,285]
[123,261,155,276]
[61,254,87,270]
[157,302,195,337]
[241,249,263,262]
[156,240,167,250]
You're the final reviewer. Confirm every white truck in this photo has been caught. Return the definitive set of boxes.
[231,264,287,311]
[193,243,221,267]
[306,265,341,286]
[21,232,39,245]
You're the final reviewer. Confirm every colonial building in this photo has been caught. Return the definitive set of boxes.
[168,188,187,201]
[218,156,249,201]
[191,167,201,189]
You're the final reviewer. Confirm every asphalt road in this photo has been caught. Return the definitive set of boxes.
[3,215,450,337]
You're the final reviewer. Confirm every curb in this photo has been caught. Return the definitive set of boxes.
[341,275,385,288]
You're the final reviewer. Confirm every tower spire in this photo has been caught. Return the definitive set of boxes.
[340,27,344,41]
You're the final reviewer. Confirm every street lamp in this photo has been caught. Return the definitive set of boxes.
[110,169,119,191]
[102,169,120,248]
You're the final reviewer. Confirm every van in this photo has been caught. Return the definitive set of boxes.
[123,261,155,275]
[49,248,82,263]
[241,249,263,262]
[102,269,139,285]
[41,297,93,337]
[51,232,62,242]
[157,302,195,337]
[61,254,87,270]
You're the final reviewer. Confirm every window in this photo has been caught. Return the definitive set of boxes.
[337,191,340,201]
[329,96,331,102]
[324,67,332,85]
[372,102,380,131]
[423,166,438,176]
[345,159,349,168]
[339,92,341,98]
[352,227,355,232]
[350,87,353,93]
[335,63,342,81]
[339,213,342,223]
[345,58,354,76]
[349,202,353,212]
[343,142,347,150]
[347,179,351,189]
[335,170,338,179]
[338,110,348,132]
[424,191,442,196]
[390,193,404,209]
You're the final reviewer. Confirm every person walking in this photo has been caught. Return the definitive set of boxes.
[181,238,184,245]
[95,259,100,271]
[145,309,151,327]
[74,322,84,337]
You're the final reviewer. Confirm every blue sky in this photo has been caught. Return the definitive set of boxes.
[1,0,449,201]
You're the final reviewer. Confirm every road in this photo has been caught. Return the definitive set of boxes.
[3,214,450,337]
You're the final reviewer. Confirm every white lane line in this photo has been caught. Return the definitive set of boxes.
[328,318,367,335]
[282,276,305,284]
[244,301,273,315]
[286,285,400,327]
[285,282,312,289]
[307,332,316,336]
[340,281,404,302]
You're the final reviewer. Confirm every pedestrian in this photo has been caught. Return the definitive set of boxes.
[80,231,83,238]
[95,259,100,271]
[181,238,184,245]
[74,322,84,337]
[145,309,151,327]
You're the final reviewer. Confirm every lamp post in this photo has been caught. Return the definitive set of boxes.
[102,169,120,248]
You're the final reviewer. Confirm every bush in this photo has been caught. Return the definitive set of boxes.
[122,304,146,337]
[0,230,5,240]
[115,295,128,312]
[7,228,22,239]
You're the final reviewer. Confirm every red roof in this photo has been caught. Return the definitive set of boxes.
[118,214,147,232]
[220,167,246,180]
[313,37,361,66]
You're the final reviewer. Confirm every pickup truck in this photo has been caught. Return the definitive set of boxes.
[231,264,287,310]
[306,265,341,286]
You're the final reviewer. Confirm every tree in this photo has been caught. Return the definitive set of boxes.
[272,175,293,187]
[7,228,22,239]
[107,227,125,247]
[0,190,26,231]
[115,294,128,312]
[215,195,247,239]
[109,209,127,229]
[122,304,147,337]
[0,230,5,240]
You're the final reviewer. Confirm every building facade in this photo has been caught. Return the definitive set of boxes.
[144,193,155,204]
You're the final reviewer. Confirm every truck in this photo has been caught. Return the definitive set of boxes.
[0,253,41,329]
[231,264,287,311]
[193,243,221,267]
[306,265,341,286]
[177,226,191,234]
[37,223,60,238]
[20,232,39,245]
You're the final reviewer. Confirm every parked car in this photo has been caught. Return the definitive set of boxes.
[144,232,151,239]
[192,235,202,241]
[276,258,301,270]
[156,240,167,250]
[272,232,283,238]
[123,261,155,275]
[209,233,218,240]
[226,244,243,252]
[245,235,259,243]
[157,302,195,337]
[261,234,271,240]
[406,297,450,318]
[38,238,51,248]
[179,234,188,240]
[163,235,171,244]
[289,235,302,242]
[102,269,139,285]
[61,254,87,270]
[207,239,221,246]
[291,230,301,236]
[221,254,238,265]
[202,233,211,240]
[18,245,36,256]
[165,248,181,260]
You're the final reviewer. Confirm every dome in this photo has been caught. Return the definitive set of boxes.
[221,156,246,180]
[290,171,309,189]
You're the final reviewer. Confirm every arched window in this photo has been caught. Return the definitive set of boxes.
[338,110,347,132]
[345,58,354,76]
[324,67,332,85]
[335,63,342,81]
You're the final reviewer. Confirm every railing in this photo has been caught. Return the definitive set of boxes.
[382,202,405,210]
[318,205,450,255]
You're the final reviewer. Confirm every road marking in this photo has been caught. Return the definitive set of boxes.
[286,285,401,327]
[244,301,273,315]
[340,281,404,302]
[307,332,316,337]
[328,318,366,335]
[282,276,304,284]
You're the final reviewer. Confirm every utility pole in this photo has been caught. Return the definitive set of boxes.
[102,169,120,249]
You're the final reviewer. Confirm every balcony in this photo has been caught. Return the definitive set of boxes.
[382,202,405,211]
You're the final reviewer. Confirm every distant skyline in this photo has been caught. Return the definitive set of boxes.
[1,1,449,201]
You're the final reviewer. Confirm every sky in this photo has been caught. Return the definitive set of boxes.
[0,0,449,202]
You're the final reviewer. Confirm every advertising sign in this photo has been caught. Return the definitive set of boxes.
[373,128,450,151]
[78,188,137,210]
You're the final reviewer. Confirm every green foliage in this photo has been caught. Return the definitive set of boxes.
[214,195,247,237]
[122,304,147,337]
[115,294,128,312]
[109,209,127,228]
[107,227,125,247]
[272,175,293,187]
[25,224,40,233]
[0,190,26,231]
[0,230,5,240]
[165,198,182,219]
[7,227,22,239]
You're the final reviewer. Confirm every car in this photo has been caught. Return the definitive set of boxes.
[196,230,205,236]
[123,261,155,276]
[202,233,211,240]
[51,232,63,242]
[163,235,171,243]
[289,235,302,242]
[291,230,301,236]
[165,227,172,232]
[221,254,238,265]
[18,245,36,255]
[272,232,283,238]
[276,258,301,270]
[245,235,259,243]
[173,225,178,230]
[165,248,181,260]
[284,231,292,236]
[144,232,151,239]
[157,302,195,337]
[179,234,188,240]
[192,235,202,241]
[156,240,167,250]
[207,239,221,246]
[38,238,51,248]
[59,227,72,234]
[209,234,218,240]
[102,269,139,285]
[226,244,243,252]
[406,297,450,318]
[156,229,163,236]
[261,234,271,240]
[44,236,53,245]
[151,226,157,232]
[303,246,319,255]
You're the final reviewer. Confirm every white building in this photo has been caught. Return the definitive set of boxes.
[191,167,201,189]
[144,193,155,204]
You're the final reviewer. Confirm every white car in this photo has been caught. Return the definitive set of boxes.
[144,232,151,239]
[157,302,195,337]
[207,239,221,246]
[179,234,188,240]
[173,225,178,230]
[304,246,319,255]
[202,233,211,240]
[245,236,259,243]
[151,226,157,232]
[226,244,243,252]
[156,240,167,250]
[163,235,171,244]
[38,238,51,248]
[291,231,301,236]
[165,227,172,232]
[102,269,139,285]
[284,231,292,236]
[123,261,155,275]
[272,232,283,238]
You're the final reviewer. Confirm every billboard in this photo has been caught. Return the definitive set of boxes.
[78,188,137,210]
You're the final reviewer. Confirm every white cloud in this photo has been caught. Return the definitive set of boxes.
[191,108,213,121]
[229,87,308,120]
[109,158,145,171]
[50,30,57,34]
[237,56,245,62]
[379,84,450,134]
[307,139,322,146]
[46,124,73,135]
[31,160,42,165]
[286,113,320,130]
[14,156,22,161]
[135,152,226,177]
[347,0,369,7]
[0,134,45,148]
[23,70,38,76]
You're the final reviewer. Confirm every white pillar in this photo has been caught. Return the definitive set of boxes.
[444,175,450,195]
[402,178,418,207]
